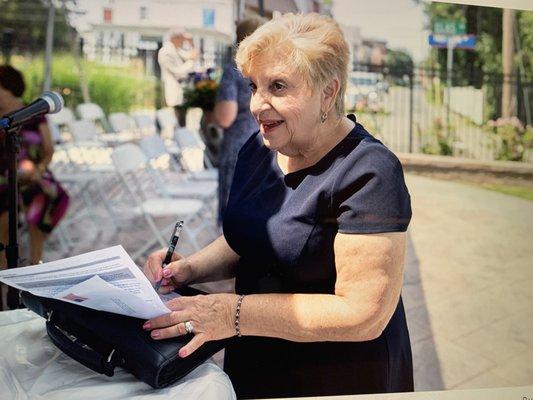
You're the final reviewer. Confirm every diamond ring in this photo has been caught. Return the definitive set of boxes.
[184,320,194,334]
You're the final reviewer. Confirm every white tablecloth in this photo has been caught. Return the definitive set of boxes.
[0,309,236,400]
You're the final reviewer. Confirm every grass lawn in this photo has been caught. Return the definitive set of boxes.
[478,183,533,201]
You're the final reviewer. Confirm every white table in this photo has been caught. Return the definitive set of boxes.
[0,309,236,400]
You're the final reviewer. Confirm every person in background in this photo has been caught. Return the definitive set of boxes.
[0,65,70,309]
[158,27,198,128]
[214,16,266,223]
[143,13,413,398]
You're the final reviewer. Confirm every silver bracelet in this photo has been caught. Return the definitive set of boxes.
[235,294,245,337]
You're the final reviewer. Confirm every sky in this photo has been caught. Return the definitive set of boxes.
[332,0,431,62]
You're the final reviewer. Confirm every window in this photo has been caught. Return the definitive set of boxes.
[202,9,215,28]
[103,7,112,23]
[140,6,148,20]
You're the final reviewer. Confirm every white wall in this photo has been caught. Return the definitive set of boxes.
[75,0,234,37]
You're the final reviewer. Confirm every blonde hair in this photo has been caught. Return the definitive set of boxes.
[235,13,349,117]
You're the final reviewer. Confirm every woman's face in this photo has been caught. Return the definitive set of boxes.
[0,83,14,109]
[246,52,323,155]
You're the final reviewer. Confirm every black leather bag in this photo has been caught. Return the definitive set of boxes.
[21,287,228,388]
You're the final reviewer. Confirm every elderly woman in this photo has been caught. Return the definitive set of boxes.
[143,13,413,398]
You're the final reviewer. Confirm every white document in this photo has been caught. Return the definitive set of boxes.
[0,245,178,319]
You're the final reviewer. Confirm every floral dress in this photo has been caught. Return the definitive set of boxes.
[0,115,69,233]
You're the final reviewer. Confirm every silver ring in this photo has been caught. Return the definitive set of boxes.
[184,321,194,334]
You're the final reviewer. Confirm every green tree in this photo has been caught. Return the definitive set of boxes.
[516,11,533,77]
[0,0,75,56]
[422,2,532,83]
[385,49,414,75]
[420,2,532,122]
[423,2,501,85]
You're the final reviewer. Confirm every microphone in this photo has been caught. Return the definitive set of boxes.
[0,91,64,131]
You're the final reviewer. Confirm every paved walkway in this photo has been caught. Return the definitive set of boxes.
[403,174,533,390]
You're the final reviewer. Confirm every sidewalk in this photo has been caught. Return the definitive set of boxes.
[403,173,533,390]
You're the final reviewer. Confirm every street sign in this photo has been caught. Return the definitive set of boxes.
[434,20,466,36]
[429,34,476,49]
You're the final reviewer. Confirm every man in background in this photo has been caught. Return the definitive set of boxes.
[158,27,198,127]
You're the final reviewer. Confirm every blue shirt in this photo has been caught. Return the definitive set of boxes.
[216,61,258,153]
[216,61,259,222]
[223,115,413,397]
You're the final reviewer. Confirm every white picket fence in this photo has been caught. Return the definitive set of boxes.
[444,86,484,125]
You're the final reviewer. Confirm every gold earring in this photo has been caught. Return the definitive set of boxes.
[320,111,328,123]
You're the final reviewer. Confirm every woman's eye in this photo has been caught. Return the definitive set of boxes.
[271,82,285,92]
[249,82,257,93]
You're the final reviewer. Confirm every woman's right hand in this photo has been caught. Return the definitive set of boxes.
[18,160,41,182]
[143,248,194,293]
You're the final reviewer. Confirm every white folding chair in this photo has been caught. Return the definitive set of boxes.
[174,128,218,180]
[77,102,105,121]
[49,122,62,144]
[109,112,138,134]
[76,102,113,133]
[138,135,217,202]
[131,110,157,136]
[64,120,118,209]
[47,126,121,255]
[111,143,209,259]
[47,107,76,143]
[69,120,100,143]
[48,106,76,127]
[156,108,177,140]
[47,169,109,254]
[70,118,135,148]
[67,120,112,166]
[139,134,182,172]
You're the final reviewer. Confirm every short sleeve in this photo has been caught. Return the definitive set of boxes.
[333,142,411,234]
[216,63,239,102]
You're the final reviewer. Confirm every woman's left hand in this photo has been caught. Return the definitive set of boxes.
[143,293,237,358]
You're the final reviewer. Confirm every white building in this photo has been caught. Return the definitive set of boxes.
[69,0,363,72]
[71,0,237,70]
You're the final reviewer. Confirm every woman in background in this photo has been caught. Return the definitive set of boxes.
[0,65,69,308]
[214,16,265,223]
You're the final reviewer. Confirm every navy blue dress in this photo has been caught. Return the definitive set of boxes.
[216,61,258,223]
[223,115,413,398]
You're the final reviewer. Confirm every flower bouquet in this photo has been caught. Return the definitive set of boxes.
[182,68,219,111]
[180,68,223,166]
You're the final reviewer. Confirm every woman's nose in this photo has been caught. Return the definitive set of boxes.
[250,91,270,117]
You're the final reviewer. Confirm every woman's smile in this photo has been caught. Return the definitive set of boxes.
[260,119,285,135]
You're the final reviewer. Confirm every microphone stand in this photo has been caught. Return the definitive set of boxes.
[0,123,23,308]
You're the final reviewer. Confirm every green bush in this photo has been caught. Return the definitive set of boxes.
[11,53,156,115]
[485,117,533,161]
[418,117,454,156]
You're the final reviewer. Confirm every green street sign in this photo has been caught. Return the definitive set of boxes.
[434,20,466,35]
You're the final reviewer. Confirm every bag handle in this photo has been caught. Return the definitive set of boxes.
[46,319,118,377]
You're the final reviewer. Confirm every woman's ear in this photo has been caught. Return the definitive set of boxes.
[322,78,340,113]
